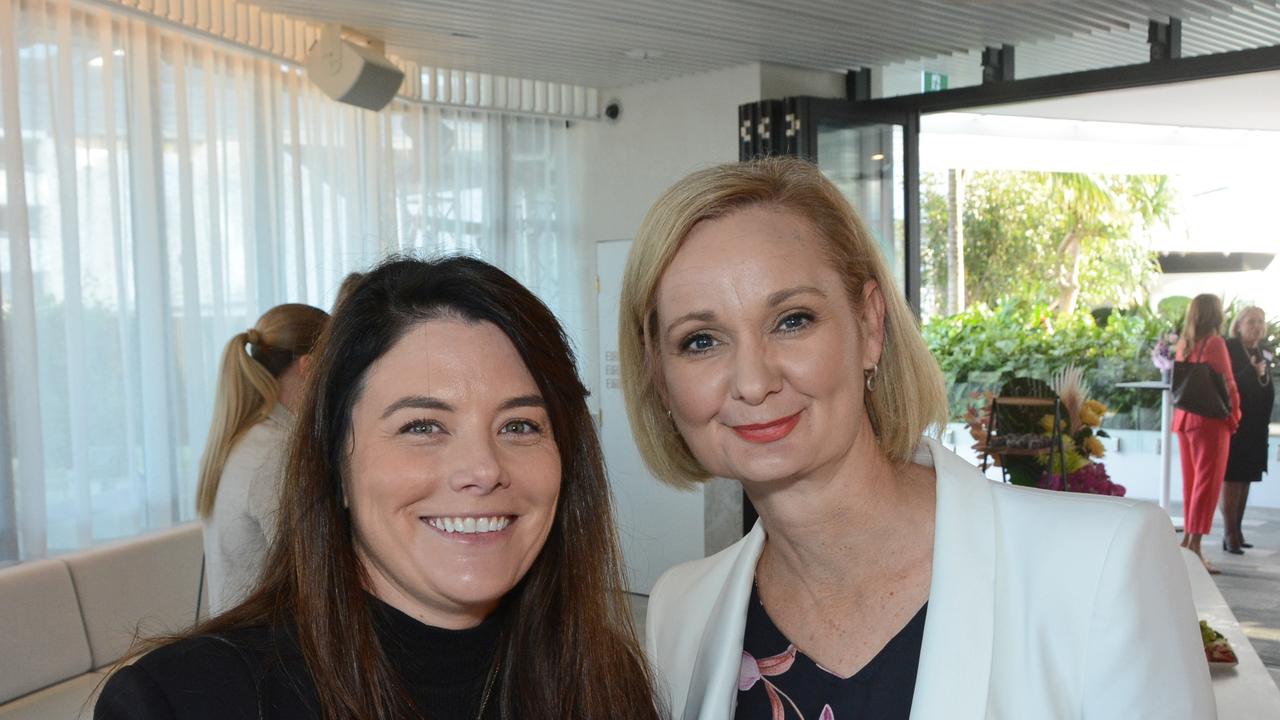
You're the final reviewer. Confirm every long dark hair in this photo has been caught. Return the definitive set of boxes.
[1180,293,1225,355]
[134,256,658,718]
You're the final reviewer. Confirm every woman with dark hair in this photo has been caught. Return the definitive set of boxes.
[1175,293,1240,573]
[97,256,659,719]
[1221,306,1273,553]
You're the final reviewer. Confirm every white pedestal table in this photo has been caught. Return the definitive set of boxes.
[1116,379,1184,530]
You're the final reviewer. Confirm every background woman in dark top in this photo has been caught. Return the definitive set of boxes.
[1222,306,1274,554]
[96,256,659,720]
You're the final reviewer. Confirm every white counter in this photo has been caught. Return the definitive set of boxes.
[1181,548,1280,718]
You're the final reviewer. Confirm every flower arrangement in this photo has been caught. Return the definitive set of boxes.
[966,369,1125,496]
[1034,364,1125,496]
[1151,332,1178,373]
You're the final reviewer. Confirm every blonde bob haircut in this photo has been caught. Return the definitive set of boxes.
[619,156,948,489]
[1229,305,1264,339]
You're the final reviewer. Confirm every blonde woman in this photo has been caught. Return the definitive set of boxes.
[197,303,329,613]
[1174,294,1240,573]
[620,158,1212,719]
[1221,306,1272,553]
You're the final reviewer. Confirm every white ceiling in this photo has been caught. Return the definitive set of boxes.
[921,108,1280,175]
[253,0,1280,88]
[975,70,1280,131]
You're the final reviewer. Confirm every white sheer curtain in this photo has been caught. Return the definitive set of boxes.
[0,0,582,562]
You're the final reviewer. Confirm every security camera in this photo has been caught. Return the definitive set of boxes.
[604,101,621,122]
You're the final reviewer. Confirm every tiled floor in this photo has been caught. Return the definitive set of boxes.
[628,501,1280,691]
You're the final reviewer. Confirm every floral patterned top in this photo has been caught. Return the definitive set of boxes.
[734,583,927,720]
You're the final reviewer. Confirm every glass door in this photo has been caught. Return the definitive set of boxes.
[739,97,920,310]
[814,119,905,289]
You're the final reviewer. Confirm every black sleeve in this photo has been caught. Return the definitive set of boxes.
[95,664,178,720]
[1227,338,1252,385]
[1262,360,1276,411]
[93,636,265,720]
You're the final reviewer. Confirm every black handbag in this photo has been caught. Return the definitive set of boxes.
[1172,341,1231,419]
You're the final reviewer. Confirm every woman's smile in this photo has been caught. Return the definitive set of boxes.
[731,411,803,444]
[421,514,517,544]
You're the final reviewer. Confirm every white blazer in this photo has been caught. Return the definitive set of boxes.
[645,437,1214,719]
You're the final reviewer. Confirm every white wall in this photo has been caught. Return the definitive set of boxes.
[573,61,845,257]
[574,62,760,252]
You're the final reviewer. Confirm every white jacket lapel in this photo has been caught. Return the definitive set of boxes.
[683,522,765,720]
[909,438,996,719]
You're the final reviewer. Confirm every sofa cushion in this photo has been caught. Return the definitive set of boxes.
[0,670,108,720]
[63,523,204,668]
[0,558,94,703]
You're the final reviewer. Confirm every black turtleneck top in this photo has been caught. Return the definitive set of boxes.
[94,596,505,719]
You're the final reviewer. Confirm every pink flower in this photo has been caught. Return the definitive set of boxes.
[1152,334,1178,372]
[756,645,797,676]
[738,646,800,716]
[1039,463,1125,497]
[739,652,761,691]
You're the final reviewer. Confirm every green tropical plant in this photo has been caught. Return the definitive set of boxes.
[920,170,1173,316]
[923,300,1175,422]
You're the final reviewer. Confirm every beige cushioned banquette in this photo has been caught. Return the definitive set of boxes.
[0,523,205,719]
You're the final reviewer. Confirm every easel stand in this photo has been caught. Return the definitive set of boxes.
[978,396,1068,487]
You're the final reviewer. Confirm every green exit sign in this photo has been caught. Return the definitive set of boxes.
[923,71,949,92]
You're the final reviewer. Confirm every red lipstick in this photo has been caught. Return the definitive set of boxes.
[732,412,802,444]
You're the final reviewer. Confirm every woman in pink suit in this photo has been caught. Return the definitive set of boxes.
[1174,293,1240,573]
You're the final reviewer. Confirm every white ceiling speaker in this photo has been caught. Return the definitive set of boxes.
[305,24,405,112]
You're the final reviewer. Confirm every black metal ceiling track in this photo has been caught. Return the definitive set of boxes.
[854,42,1280,115]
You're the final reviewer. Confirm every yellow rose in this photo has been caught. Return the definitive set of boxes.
[1085,399,1107,415]
[1080,408,1101,427]
[1083,435,1105,458]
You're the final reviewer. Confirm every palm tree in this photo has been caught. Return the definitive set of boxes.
[1038,172,1172,314]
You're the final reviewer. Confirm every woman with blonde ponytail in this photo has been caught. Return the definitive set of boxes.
[198,303,329,614]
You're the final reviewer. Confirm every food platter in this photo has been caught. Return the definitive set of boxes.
[1202,620,1239,668]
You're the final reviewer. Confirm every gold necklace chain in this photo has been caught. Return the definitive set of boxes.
[474,654,500,720]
